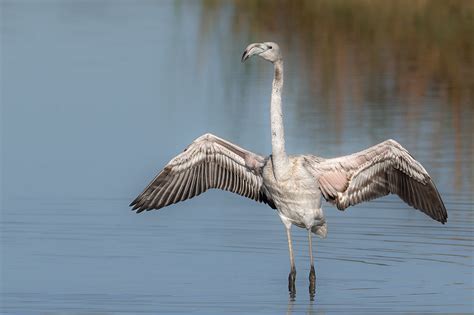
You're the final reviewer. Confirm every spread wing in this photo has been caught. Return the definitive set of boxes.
[130,133,275,213]
[307,139,447,224]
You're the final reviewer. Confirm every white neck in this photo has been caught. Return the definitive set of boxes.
[270,60,290,181]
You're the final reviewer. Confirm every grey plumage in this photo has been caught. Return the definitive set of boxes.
[130,42,447,292]
[130,133,275,212]
[308,139,446,223]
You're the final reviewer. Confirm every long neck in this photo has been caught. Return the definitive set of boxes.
[270,60,290,180]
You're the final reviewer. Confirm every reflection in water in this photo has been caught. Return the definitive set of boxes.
[286,297,295,314]
[286,291,317,315]
[202,0,473,109]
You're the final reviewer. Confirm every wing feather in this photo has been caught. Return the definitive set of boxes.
[309,139,447,223]
[130,133,274,212]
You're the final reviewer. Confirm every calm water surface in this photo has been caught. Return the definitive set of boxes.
[1,1,473,314]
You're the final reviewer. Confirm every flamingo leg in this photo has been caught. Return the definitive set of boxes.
[286,227,296,295]
[308,229,316,299]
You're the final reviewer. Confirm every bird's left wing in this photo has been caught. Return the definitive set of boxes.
[305,139,447,223]
[130,133,275,212]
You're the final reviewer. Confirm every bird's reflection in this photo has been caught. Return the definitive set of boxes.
[286,295,295,314]
[286,283,317,315]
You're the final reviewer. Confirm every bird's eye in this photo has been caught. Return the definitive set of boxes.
[268,45,273,49]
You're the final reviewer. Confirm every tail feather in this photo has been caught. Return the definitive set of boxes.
[311,221,327,239]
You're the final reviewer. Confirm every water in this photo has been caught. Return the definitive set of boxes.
[1,1,473,314]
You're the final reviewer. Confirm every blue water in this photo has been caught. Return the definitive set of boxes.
[1,1,473,314]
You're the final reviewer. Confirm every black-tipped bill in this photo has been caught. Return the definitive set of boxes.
[241,43,267,63]
[241,49,250,63]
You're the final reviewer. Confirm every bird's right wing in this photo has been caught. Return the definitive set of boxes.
[130,133,275,212]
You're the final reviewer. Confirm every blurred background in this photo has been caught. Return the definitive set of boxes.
[1,1,473,314]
